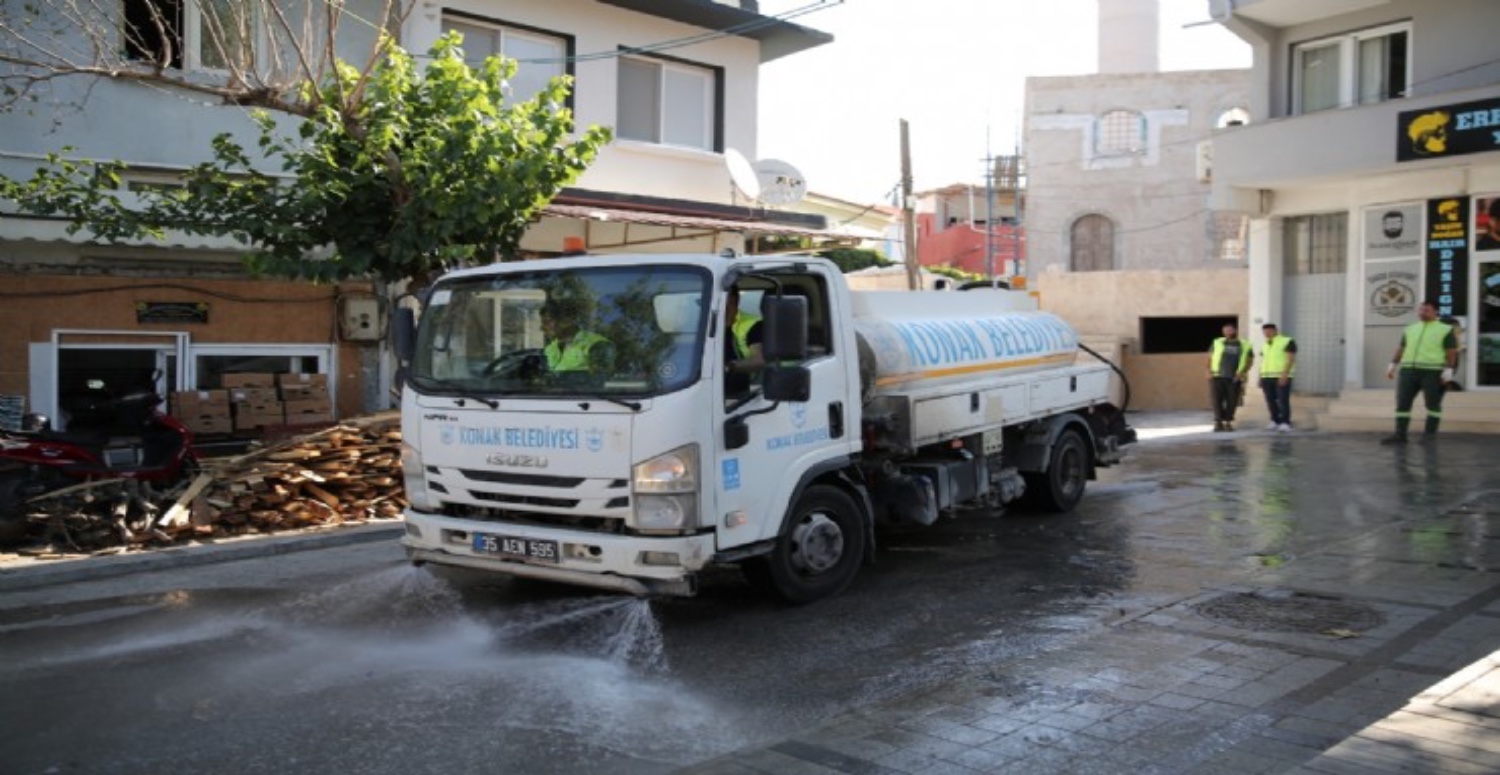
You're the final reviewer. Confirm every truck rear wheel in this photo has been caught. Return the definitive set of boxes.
[746,484,865,604]
[1025,429,1088,513]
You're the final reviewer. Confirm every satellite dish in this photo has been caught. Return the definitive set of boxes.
[724,148,761,202]
[752,158,807,206]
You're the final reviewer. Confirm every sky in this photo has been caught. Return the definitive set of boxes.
[753,0,1251,205]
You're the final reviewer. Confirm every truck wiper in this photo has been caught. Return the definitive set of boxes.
[410,378,501,409]
[452,394,500,409]
[576,395,643,412]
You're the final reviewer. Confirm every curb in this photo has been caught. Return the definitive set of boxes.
[0,521,404,593]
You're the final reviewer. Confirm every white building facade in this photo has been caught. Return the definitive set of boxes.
[1210,0,1500,403]
[0,0,832,424]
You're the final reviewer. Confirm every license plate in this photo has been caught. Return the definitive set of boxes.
[472,533,559,564]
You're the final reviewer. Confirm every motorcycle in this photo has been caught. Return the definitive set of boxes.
[0,377,199,541]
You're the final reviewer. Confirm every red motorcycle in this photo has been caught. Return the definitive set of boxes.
[0,378,199,541]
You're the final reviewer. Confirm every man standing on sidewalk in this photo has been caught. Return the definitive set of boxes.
[1381,300,1459,445]
[1258,323,1297,432]
[1207,322,1252,431]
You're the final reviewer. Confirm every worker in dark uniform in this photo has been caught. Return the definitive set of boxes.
[1382,300,1459,444]
[1207,322,1252,432]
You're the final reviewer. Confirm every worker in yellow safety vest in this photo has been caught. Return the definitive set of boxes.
[1207,322,1253,432]
[1381,300,1458,445]
[541,296,612,373]
[1258,323,1298,432]
[724,287,764,398]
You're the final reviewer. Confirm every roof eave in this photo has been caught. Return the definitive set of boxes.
[595,0,833,62]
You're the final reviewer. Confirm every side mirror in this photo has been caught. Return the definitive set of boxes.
[761,295,808,361]
[724,417,749,450]
[763,364,811,403]
[393,307,417,363]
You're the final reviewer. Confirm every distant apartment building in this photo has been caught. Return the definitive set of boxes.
[914,168,1024,278]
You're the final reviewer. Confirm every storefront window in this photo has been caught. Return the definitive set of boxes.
[1479,262,1500,387]
[186,345,332,390]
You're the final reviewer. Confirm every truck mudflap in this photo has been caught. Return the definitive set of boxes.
[1087,405,1136,466]
[402,511,716,598]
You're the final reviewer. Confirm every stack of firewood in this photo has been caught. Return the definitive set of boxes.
[14,413,405,557]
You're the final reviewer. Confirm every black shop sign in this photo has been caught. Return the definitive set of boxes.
[136,301,209,324]
[1424,198,1469,317]
[1398,96,1500,162]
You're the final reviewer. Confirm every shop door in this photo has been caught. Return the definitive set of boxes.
[51,331,187,431]
[56,347,176,430]
[1283,274,1346,394]
[1477,260,1500,388]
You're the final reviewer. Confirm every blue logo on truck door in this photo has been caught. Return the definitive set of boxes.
[722,458,741,491]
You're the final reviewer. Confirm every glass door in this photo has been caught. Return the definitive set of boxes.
[1477,260,1500,388]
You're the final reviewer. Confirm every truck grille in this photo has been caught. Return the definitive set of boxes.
[470,491,579,509]
[442,503,626,535]
[458,469,587,488]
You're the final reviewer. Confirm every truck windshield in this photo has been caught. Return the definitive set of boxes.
[409,266,710,399]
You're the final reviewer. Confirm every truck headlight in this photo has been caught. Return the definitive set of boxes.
[632,444,699,531]
[401,442,436,511]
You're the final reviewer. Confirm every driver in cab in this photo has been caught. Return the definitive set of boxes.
[541,296,613,373]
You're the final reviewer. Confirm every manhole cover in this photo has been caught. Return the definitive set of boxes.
[1191,592,1384,634]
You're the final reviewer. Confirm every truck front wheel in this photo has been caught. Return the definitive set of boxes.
[1025,429,1089,513]
[745,484,866,604]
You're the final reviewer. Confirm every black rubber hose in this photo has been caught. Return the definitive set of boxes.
[1078,341,1131,415]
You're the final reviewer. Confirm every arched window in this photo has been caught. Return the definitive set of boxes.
[1096,110,1145,156]
[1070,214,1115,272]
[1216,107,1251,128]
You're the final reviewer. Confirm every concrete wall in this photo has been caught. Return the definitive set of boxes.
[1025,69,1251,277]
[1038,268,1249,410]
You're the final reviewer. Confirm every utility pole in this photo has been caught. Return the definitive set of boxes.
[900,119,920,291]
[1012,133,1024,281]
[984,128,995,280]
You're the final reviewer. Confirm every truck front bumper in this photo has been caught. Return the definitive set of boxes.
[401,511,715,598]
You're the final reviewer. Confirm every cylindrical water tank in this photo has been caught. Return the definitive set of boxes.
[849,290,1080,400]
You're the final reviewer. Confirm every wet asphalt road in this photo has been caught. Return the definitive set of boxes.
[1,429,1497,774]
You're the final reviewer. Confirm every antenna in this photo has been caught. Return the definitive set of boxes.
[751,158,807,206]
[724,148,762,203]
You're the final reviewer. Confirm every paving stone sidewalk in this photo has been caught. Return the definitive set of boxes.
[680,583,1500,775]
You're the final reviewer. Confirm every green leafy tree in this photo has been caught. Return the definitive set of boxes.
[817,247,892,273]
[928,265,984,283]
[0,31,610,283]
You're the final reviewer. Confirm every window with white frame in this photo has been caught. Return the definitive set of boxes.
[1095,109,1145,156]
[441,14,568,104]
[122,0,257,71]
[617,55,719,151]
[1293,22,1409,114]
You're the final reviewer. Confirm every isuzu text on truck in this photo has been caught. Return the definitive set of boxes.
[394,253,1134,603]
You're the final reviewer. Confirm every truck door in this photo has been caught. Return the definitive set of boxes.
[713,270,857,549]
